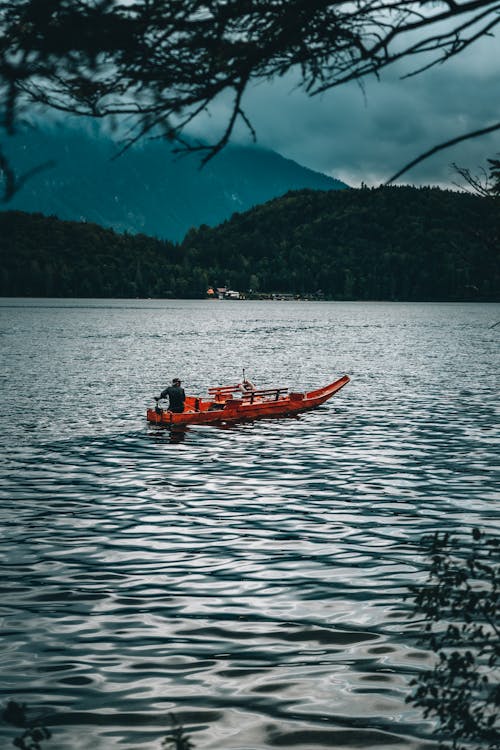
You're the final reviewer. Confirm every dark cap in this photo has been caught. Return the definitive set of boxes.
[172,378,181,385]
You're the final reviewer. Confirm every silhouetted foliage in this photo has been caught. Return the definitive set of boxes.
[0,0,499,199]
[453,155,500,198]
[2,701,51,750]
[2,700,195,749]
[407,529,499,750]
[1,185,499,300]
[162,715,195,750]
[488,158,500,197]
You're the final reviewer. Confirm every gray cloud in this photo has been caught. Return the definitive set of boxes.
[188,31,500,187]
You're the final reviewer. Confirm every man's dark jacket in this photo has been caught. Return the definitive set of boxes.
[160,385,186,412]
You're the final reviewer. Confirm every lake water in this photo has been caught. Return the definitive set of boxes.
[0,299,498,750]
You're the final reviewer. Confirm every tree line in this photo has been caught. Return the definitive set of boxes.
[1,185,499,301]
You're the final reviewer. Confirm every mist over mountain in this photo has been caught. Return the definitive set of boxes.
[3,125,346,241]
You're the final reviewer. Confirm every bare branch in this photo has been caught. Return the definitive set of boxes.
[386,122,500,184]
[451,162,493,196]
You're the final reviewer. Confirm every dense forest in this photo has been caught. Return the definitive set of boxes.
[1,186,499,300]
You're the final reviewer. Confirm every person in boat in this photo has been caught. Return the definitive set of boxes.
[155,378,186,413]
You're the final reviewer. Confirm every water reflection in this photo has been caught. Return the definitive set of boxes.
[168,426,189,444]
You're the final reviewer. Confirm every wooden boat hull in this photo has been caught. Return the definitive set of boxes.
[147,375,349,427]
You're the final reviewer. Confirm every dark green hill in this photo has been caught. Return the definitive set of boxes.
[180,186,500,301]
[2,126,346,241]
[1,186,498,300]
[0,211,181,298]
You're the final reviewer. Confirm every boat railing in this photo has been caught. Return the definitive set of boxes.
[207,385,289,404]
[208,384,241,400]
[241,387,288,403]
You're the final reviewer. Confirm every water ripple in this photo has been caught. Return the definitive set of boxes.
[0,299,498,749]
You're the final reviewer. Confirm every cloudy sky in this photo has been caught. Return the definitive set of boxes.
[189,27,500,188]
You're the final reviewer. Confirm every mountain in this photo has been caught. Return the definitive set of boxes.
[1,187,498,301]
[2,125,347,241]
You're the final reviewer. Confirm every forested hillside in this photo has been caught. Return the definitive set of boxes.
[180,186,499,301]
[1,186,499,300]
[0,212,181,298]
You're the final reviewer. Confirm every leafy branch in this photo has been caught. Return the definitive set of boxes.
[2,701,51,750]
[407,528,499,750]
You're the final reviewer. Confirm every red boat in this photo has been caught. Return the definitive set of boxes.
[146,375,350,427]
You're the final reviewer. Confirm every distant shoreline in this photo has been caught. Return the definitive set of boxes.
[1,296,499,304]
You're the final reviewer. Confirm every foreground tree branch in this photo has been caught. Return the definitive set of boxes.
[386,122,500,184]
[0,0,499,198]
